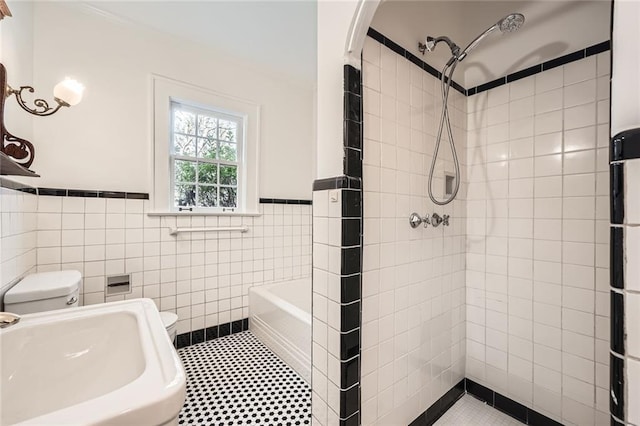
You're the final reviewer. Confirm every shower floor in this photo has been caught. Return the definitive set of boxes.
[178,331,311,426]
[434,395,524,425]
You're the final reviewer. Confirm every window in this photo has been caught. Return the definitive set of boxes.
[171,103,243,211]
[152,76,260,215]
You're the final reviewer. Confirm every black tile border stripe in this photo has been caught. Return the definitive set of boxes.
[464,379,562,426]
[468,40,611,95]
[367,27,466,96]
[409,379,465,425]
[175,318,249,349]
[611,128,640,161]
[410,378,565,425]
[0,181,311,206]
[366,27,610,97]
[259,198,312,205]
[312,176,362,191]
[35,187,150,199]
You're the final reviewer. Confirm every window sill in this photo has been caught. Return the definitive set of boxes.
[147,211,262,217]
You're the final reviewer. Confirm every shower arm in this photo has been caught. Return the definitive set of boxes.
[420,35,461,58]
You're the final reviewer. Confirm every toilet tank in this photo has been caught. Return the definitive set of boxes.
[4,270,82,315]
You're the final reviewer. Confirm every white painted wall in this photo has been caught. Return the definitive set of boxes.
[611,0,640,136]
[19,2,314,199]
[1,1,34,147]
[0,2,38,300]
[316,0,359,179]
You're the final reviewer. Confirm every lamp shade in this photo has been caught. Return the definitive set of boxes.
[53,78,84,106]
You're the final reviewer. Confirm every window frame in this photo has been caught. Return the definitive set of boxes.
[151,75,260,215]
[169,102,244,213]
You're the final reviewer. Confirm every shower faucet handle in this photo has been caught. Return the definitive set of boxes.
[409,213,430,228]
[430,213,451,227]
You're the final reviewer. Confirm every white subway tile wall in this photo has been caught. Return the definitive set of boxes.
[312,188,346,426]
[0,187,37,298]
[34,197,311,334]
[360,37,467,425]
[465,51,610,426]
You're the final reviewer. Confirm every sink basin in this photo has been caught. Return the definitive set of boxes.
[0,298,186,425]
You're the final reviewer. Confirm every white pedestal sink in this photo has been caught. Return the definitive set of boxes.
[0,298,186,425]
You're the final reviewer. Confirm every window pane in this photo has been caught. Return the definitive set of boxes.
[198,138,217,159]
[174,160,196,183]
[174,135,196,157]
[219,143,237,162]
[174,109,195,135]
[198,185,217,207]
[218,119,237,142]
[197,115,217,139]
[219,165,237,185]
[175,184,196,207]
[219,187,237,207]
[197,162,217,184]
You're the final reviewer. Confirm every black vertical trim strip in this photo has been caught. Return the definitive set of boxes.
[342,190,362,217]
[341,218,361,247]
[344,148,362,179]
[341,247,361,275]
[611,291,625,354]
[341,356,360,389]
[341,275,361,304]
[610,354,625,420]
[611,227,624,289]
[340,329,360,360]
[610,163,624,224]
[340,62,363,425]
[612,128,640,161]
[341,301,360,332]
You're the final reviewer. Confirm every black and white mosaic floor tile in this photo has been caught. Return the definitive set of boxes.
[178,331,311,426]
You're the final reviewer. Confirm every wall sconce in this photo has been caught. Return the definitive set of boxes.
[7,77,84,117]
[1,63,84,170]
[0,1,11,21]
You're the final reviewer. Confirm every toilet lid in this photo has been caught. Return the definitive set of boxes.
[160,311,178,328]
[5,270,81,304]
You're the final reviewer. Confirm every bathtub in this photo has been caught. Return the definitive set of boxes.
[249,278,311,383]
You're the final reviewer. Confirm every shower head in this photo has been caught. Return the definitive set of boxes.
[498,13,525,33]
[457,12,525,62]
[419,35,460,57]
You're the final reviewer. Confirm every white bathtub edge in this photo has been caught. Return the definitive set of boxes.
[250,315,311,384]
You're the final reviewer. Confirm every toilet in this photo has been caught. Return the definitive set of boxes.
[160,311,178,343]
[4,270,178,342]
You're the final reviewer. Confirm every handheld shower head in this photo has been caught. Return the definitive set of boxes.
[498,13,525,33]
[457,12,525,62]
